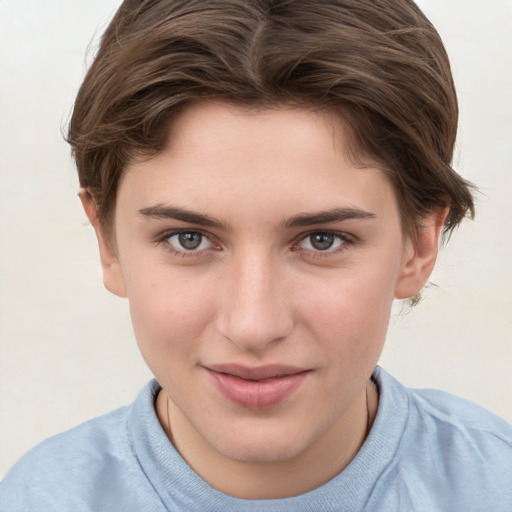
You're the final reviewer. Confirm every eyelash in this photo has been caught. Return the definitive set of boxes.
[155,229,217,258]
[292,230,355,258]
[154,229,356,258]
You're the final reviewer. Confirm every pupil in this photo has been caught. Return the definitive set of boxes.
[311,233,334,250]
[178,232,202,250]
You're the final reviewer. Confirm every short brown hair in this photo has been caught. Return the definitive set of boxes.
[68,0,475,241]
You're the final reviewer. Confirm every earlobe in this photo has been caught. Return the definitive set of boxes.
[79,188,127,298]
[394,208,449,300]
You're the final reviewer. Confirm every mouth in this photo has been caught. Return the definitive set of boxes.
[204,364,311,409]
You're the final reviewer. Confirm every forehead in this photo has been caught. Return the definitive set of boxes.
[118,101,399,229]
[165,101,370,169]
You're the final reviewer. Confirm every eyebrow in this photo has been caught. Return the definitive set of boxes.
[138,205,230,229]
[138,204,375,230]
[282,207,376,228]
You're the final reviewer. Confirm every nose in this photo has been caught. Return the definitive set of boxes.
[216,250,294,353]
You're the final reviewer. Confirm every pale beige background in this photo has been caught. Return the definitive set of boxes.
[0,0,511,477]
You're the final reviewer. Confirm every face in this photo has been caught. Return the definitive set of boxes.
[89,102,440,470]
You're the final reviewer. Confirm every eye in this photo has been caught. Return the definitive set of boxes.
[298,231,347,252]
[166,231,212,252]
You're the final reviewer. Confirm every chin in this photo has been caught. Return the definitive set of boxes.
[222,443,302,464]
[211,424,313,464]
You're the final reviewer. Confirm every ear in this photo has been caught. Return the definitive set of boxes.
[79,189,127,298]
[394,208,449,300]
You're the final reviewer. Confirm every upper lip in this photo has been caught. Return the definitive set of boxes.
[204,364,309,381]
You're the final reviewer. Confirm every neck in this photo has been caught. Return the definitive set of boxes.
[156,381,378,499]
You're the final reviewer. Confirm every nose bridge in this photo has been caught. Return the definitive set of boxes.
[217,246,293,352]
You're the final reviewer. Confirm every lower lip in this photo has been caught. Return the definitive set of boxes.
[206,369,309,409]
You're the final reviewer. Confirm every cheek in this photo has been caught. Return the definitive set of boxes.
[125,269,214,368]
[301,265,397,360]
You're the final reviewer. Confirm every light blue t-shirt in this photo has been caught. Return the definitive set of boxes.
[1,367,511,511]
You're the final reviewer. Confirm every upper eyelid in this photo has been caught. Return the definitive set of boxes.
[155,228,212,242]
[154,228,355,253]
[291,230,355,255]
[295,229,354,243]
[156,228,351,239]
[156,229,217,257]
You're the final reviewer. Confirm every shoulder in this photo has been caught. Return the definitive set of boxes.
[407,384,512,459]
[411,384,512,438]
[373,368,512,511]
[0,406,132,511]
[375,366,512,448]
[0,381,164,512]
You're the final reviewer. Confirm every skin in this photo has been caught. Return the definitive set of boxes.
[82,101,446,499]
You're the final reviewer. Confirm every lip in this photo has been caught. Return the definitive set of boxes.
[204,364,310,409]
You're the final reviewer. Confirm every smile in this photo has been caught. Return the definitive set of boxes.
[204,364,311,409]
